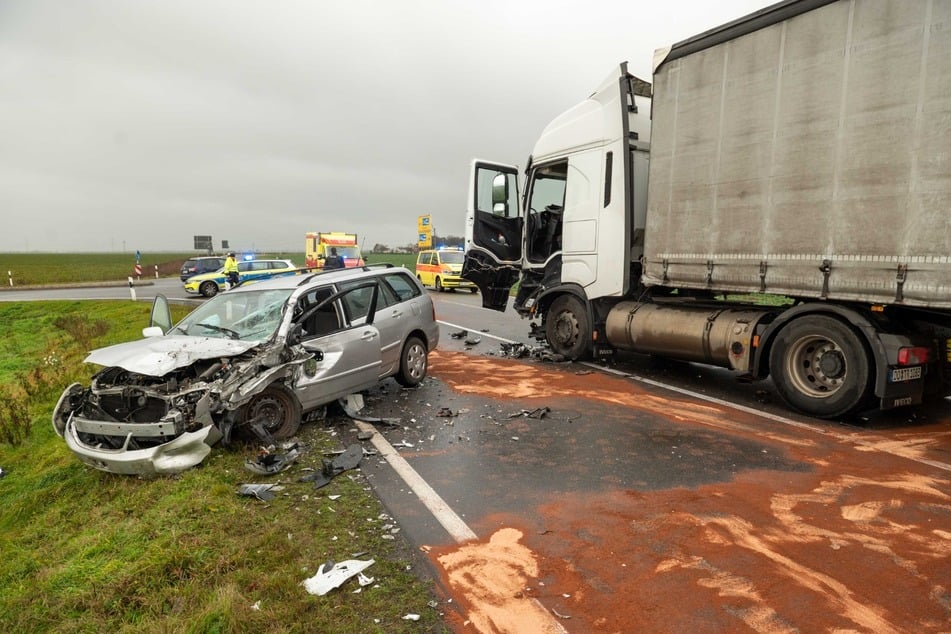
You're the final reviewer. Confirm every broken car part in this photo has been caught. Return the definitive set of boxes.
[302,559,375,596]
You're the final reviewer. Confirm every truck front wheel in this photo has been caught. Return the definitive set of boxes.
[546,295,590,360]
[769,316,873,418]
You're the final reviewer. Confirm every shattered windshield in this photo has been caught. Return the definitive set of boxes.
[170,288,294,342]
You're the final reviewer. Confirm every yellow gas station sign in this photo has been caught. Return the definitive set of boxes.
[417,215,432,248]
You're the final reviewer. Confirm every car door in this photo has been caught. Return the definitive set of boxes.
[291,284,382,409]
[337,275,406,377]
[462,160,524,311]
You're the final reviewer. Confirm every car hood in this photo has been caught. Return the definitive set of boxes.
[85,336,260,376]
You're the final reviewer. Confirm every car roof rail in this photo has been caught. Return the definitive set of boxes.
[362,263,394,270]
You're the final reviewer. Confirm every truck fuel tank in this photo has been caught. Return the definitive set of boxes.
[604,302,773,372]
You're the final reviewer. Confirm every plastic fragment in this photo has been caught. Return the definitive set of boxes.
[237,483,285,501]
[302,559,375,596]
[402,614,421,621]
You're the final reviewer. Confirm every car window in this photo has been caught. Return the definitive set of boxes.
[383,272,421,301]
[295,287,343,339]
[238,262,252,272]
[337,277,397,321]
[417,252,431,266]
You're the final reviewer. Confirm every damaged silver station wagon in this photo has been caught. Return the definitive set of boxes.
[52,264,439,475]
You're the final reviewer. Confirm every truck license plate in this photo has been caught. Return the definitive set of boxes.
[889,366,922,383]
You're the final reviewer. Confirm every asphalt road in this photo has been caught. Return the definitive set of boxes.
[348,290,951,632]
[7,281,951,631]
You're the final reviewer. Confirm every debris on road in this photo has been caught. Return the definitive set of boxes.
[237,483,285,501]
[302,558,376,596]
[497,342,566,363]
[464,336,482,346]
[298,443,363,489]
[507,407,551,420]
[244,443,302,475]
[436,407,456,417]
[340,394,401,427]
[450,329,469,339]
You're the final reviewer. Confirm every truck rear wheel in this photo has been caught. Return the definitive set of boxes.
[546,295,590,360]
[769,316,873,418]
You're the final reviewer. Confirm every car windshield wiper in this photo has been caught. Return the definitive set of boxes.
[194,323,241,340]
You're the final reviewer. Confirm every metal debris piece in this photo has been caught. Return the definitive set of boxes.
[339,395,401,427]
[302,559,376,596]
[450,329,468,339]
[463,336,482,346]
[299,444,363,489]
[237,483,285,501]
[244,444,301,475]
[507,407,551,419]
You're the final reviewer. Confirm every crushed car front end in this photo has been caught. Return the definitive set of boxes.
[53,355,238,475]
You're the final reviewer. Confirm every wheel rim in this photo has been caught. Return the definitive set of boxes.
[404,342,427,381]
[201,282,217,297]
[783,334,847,398]
[247,392,290,433]
[550,309,580,350]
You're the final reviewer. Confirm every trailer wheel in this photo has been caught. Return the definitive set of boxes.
[769,316,873,418]
[546,295,590,360]
[239,383,302,440]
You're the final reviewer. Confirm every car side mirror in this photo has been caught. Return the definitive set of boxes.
[142,326,164,338]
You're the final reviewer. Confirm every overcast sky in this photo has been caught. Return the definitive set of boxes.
[1,0,769,254]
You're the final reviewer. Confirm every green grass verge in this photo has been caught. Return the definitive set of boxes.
[0,252,418,286]
[0,301,447,633]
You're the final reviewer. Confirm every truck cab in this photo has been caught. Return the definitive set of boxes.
[464,64,651,357]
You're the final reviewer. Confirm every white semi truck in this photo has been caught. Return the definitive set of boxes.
[463,0,951,418]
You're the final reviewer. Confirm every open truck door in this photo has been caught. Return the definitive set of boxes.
[462,160,523,311]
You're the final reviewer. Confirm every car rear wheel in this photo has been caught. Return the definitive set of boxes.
[396,336,428,387]
[200,281,219,298]
[239,383,302,440]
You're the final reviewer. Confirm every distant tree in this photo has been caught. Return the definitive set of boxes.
[371,243,389,253]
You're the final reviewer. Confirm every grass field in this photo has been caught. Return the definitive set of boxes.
[0,300,447,633]
[0,252,419,286]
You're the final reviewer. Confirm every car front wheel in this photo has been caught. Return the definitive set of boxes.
[396,336,428,387]
[239,383,302,440]
[200,281,219,298]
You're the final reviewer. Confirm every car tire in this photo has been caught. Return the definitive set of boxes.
[469,287,478,294]
[396,336,428,387]
[435,277,444,292]
[239,383,302,440]
[200,281,219,298]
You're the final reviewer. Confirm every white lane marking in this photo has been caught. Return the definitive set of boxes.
[354,420,477,543]
[438,320,518,345]
[582,361,951,474]
[355,419,568,633]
